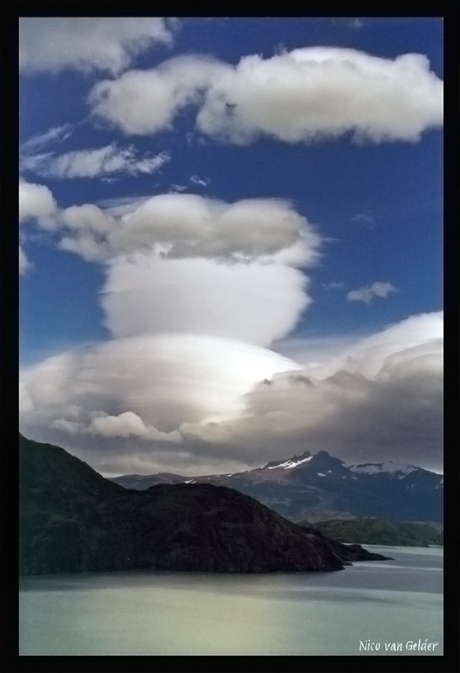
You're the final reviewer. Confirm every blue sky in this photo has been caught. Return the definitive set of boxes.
[19,17,443,475]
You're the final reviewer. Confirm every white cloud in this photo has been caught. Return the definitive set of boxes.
[101,254,312,347]
[190,175,210,186]
[347,281,397,303]
[305,311,443,379]
[19,18,176,74]
[21,145,170,179]
[25,189,320,266]
[110,194,320,262]
[19,313,443,474]
[180,312,443,470]
[19,334,301,465]
[19,180,58,227]
[21,125,73,153]
[322,281,344,290]
[332,18,365,29]
[89,47,443,143]
[352,213,375,228]
[19,246,31,275]
[89,55,225,135]
[89,411,182,443]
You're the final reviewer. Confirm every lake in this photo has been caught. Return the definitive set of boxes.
[19,545,442,656]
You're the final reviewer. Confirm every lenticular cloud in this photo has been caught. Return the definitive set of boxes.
[101,254,311,347]
[19,182,442,475]
[19,189,316,469]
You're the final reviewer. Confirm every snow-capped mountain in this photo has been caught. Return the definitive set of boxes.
[110,449,443,523]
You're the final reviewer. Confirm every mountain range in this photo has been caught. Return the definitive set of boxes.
[111,449,443,524]
[19,434,390,576]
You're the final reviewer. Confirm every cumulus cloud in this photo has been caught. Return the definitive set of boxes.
[110,195,319,262]
[21,145,170,180]
[89,55,225,135]
[89,412,182,443]
[19,18,176,74]
[89,47,443,143]
[21,187,320,266]
[19,181,59,269]
[19,180,58,227]
[347,281,397,303]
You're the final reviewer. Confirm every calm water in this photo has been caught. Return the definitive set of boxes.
[19,546,443,656]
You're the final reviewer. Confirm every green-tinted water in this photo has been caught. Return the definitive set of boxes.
[19,546,442,655]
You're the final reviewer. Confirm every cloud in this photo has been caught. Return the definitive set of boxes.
[347,281,397,303]
[322,281,344,290]
[301,311,443,379]
[19,246,31,275]
[19,180,58,226]
[89,55,225,135]
[332,18,365,29]
[19,18,176,74]
[180,312,443,471]
[19,334,301,472]
[89,47,443,144]
[101,254,312,347]
[190,175,210,187]
[21,125,74,153]
[352,213,376,228]
[22,186,320,266]
[21,145,170,179]
[109,195,320,262]
[19,180,58,269]
[19,313,443,474]
[89,412,182,443]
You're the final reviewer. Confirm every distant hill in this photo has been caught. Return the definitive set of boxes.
[110,449,443,523]
[19,434,390,576]
[296,518,443,547]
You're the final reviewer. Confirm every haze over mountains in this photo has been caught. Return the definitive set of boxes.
[111,449,443,523]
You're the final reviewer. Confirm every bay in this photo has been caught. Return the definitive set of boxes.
[19,545,443,656]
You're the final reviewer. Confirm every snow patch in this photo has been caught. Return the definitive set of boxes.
[317,472,326,477]
[349,462,418,476]
[267,455,313,470]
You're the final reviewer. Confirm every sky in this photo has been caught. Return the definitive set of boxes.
[18,17,443,477]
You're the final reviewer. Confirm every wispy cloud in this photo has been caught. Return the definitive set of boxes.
[322,281,344,290]
[190,175,211,187]
[21,124,74,153]
[352,213,376,228]
[332,18,365,29]
[21,145,171,179]
[347,281,397,304]
[19,246,31,275]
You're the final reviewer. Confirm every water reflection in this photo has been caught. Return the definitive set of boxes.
[19,546,443,656]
